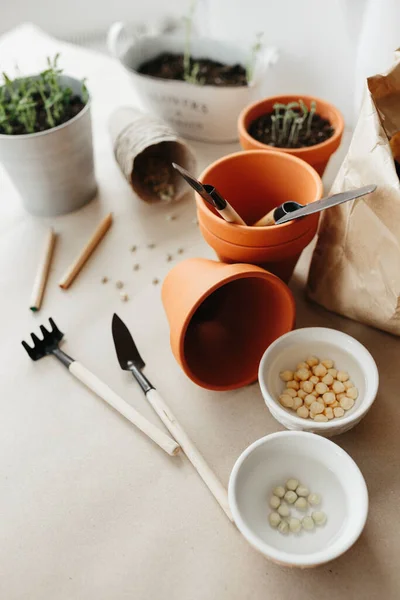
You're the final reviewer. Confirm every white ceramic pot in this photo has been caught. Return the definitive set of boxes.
[0,75,97,217]
[107,22,278,143]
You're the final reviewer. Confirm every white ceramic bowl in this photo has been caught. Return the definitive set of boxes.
[229,431,368,567]
[259,327,379,436]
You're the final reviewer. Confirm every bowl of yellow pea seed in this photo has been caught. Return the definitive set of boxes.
[258,327,379,436]
[228,431,369,567]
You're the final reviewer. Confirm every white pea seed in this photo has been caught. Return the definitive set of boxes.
[284,490,298,504]
[340,396,355,411]
[311,390,319,397]
[346,387,358,400]
[328,368,337,378]
[321,373,334,386]
[292,397,303,410]
[297,389,307,400]
[280,370,294,382]
[337,370,349,382]
[302,516,315,531]
[344,380,354,390]
[324,407,334,420]
[294,497,308,511]
[289,517,302,533]
[312,511,327,526]
[310,401,324,415]
[315,382,328,395]
[278,520,289,535]
[333,406,345,417]
[269,512,281,528]
[304,394,315,407]
[287,380,300,390]
[286,479,299,491]
[336,393,346,401]
[310,375,320,385]
[313,414,328,422]
[313,363,327,377]
[273,486,285,499]
[332,380,345,394]
[270,495,281,509]
[296,368,310,382]
[297,405,309,419]
[308,493,321,506]
[296,485,309,497]
[331,400,339,408]
[302,380,314,394]
[321,359,334,369]
[284,388,298,398]
[278,503,290,517]
[306,356,319,367]
[279,394,294,408]
[296,361,308,370]
[293,372,301,382]
[322,392,336,405]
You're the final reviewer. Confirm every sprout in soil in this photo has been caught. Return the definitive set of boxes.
[271,100,317,148]
[183,0,204,85]
[0,54,88,135]
[246,32,264,83]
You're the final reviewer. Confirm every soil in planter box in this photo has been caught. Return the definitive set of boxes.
[248,111,334,148]
[138,53,247,86]
[1,93,85,135]
[133,144,176,202]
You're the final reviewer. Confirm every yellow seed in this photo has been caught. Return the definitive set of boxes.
[297,389,307,400]
[279,394,294,408]
[306,356,319,367]
[297,361,308,370]
[340,396,355,411]
[280,370,294,382]
[293,396,303,410]
[331,400,339,408]
[346,387,358,400]
[310,401,324,415]
[313,364,327,377]
[321,373,334,386]
[314,414,328,422]
[309,375,319,385]
[323,392,336,405]
[321,359,334,369]
[311,390,319,397]
[284,388,298,398]
[336,393,346,401]
[296,368,311,382]
[344,380,354,390]
[327,368,337,378]
[297,405,309,418]
[315,382,328,395]
[294,372,301,382]
[302,380,314,394]
[337,371,349,382]
[287,380,300,390]
[324,407,334,420]
[304,394,315,407]
[334,407,345,417]
[332,380,345,394]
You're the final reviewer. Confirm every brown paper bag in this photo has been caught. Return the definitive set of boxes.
[307,53,400,335]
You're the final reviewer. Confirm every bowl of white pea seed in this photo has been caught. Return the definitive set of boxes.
[228,430,368,567]
[258,327,379,437]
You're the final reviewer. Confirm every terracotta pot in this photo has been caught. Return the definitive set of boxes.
[238,95,344,176]
[197,150,323,282]
[162,258,295,391]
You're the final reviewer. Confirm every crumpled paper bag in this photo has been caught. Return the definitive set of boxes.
[307,52,400,335]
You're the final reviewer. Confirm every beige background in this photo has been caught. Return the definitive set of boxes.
[1,25,399,600]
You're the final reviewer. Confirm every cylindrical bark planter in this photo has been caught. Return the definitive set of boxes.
[196,150,323,283]
[0,75,97,217]
[238,95,344,176]
[162,258,295,390]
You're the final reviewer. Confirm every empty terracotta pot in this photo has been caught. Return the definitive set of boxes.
[162,258,295,390]
[197,150,323,282]
[238,95,344,176]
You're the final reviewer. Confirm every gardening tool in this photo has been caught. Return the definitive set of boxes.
[172,162,246,225]
[111,313,233,521]
[21,318,180,456]
[254,184,377,226]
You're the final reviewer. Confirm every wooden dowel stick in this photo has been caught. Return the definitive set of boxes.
[59,213,113,289]
[30,228,57,312]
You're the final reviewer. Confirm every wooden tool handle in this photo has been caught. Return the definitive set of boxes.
[146,388,233,521]
[253,208,276,227]
[69,362,180,456]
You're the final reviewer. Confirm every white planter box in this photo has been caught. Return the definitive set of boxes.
[0,75,97,217]
[108,23,277,143]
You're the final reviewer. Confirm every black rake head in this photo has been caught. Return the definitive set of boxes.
[22,317,64,361]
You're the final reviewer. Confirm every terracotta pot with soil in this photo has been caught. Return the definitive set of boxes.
[162,258,295,390]
[238,95,344,176]
[107,23,277,143]
[196,150,323,283]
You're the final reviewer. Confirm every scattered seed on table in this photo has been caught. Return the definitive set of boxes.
[130,245,137,252]
[270,495,281,509]
[312,511,327,526]
[289,517,302,533]
[101,276,109,284]
[147,243,156,249]
[278,503,290,517]
[286,479,299,491]
[296,485,309,497]
[192,217,198,225]
[273,486,285,498]
[116,281,124,289]
[294,497,308,511]
[177,248,184,254]
[278,520,289,535]
[152,278,160,285]
[308,493,321,506]
[133,264,140,271]
[269,512,281,528]
[166,214,176,221]
[302,516,315,531]
[284,490,297,504]
[166,254,173,262]
[120,293,129,302]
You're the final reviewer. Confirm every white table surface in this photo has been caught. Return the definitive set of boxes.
[1,24,400,600]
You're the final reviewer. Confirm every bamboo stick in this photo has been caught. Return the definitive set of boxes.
[30,228,57,312]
